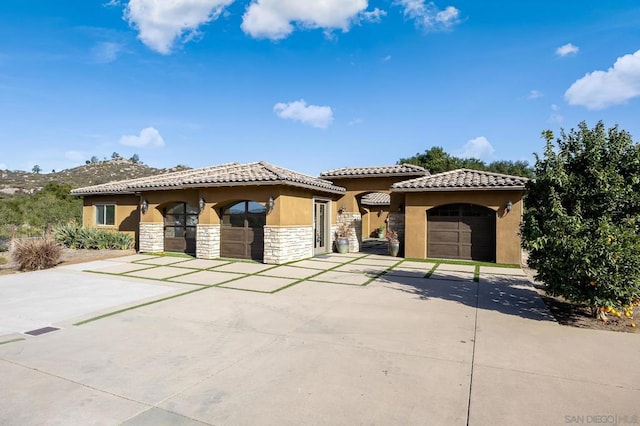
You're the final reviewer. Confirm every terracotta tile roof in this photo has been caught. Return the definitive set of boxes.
[71,162,345,196]
[360,192,390,206]
[392,169,528,191]
[320,164,429,178]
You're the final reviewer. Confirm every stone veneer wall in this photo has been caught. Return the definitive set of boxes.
[263,226,314,264]
[337,212,362,253]
[139,222,164,253]
[388,212,405,254]
[196,224,220,259]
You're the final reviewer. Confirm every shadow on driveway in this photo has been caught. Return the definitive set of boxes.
[377,270,555,322]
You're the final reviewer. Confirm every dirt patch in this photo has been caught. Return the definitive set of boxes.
[0,248,135,275]
[525,268,639,334]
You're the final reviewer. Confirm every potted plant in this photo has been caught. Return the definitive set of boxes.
[386,229,400,257]
[376,225,386,239]
[335,223,350,254]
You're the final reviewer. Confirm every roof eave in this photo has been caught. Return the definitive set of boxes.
[392,186,527,192]
[127,180,346,195]
[322,173,428,179]
[70,190,137,196]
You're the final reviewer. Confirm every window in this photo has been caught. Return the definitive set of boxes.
[221,201,267,228]
[163,202,198,239]
[95,204,115,226]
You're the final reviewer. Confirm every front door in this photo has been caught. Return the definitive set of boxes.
[314,200,329,254]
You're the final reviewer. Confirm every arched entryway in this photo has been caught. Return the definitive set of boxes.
[427,204,495,261]
[220,200,266,260]
[163,202,198,254]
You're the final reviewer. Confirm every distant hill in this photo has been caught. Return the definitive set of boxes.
[0,158,190,197]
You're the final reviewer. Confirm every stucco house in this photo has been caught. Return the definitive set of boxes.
[70,161,527,265]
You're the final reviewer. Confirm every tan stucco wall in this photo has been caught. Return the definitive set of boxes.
[136,185,341,228]
[82,195,140,238]
[402,190,524,265]
[331,176,420,212]
[361,206,389,237]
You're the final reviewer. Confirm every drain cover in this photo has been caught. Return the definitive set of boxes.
[24,326,60,336]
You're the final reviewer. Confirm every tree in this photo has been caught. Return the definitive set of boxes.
[111,152,120,160]
[521,121,640,320]
[399,147,462,174]
[90,156,99,163]
[398,146,533,177]
[31,165,41,174]
[129,153,140,163]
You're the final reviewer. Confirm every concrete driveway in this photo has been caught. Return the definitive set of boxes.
[0,254,638,425]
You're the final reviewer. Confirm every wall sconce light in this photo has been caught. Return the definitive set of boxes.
[199,197,206,212]
[267,196,275,213]
[140,199,149,214]
[506,200,513,213]
[338,204,346,215]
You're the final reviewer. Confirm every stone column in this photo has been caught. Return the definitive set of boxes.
[196,224,220,259]
[263,226,314,264]
[337,212,362,252]
[139,222,164,253]
[388,212,405,255]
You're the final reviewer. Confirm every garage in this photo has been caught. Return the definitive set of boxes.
[427,204,495,261]
[220,200,267,261]
[163,202,198,254]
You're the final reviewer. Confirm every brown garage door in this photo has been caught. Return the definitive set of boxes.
[427,204,495,261]
[220,201,266,261]
[163,202,198,254]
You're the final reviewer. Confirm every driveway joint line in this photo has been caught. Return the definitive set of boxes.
[471,362,640,391]
[466,279,480,426]
[0,358,155,409]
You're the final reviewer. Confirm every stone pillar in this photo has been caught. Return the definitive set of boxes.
[263,226,314,264]
[388,212,405,254]
[196,224,220,259]
[337,212,362,252]
[139,222,164,253]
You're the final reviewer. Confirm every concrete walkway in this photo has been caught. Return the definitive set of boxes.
[0,255,638,425]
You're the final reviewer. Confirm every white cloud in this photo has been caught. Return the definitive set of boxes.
[91,41,123,63]
[527,90,543,99]
[348,118,363,126]
[383,55,392,62]
[565,49,640,110]
[124,0,234,54]
[548,105,563,123]
[241,0,372,40]
[103,0,121,6]
[360,8,386,23]
[273,99,334,128]
[457,136,495,160]
[120,127,165,147]
[396,1,461,32]
[65,151,87,162]
[556,43,579,57]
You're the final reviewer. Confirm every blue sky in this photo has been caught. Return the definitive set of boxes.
[1,1,640,176]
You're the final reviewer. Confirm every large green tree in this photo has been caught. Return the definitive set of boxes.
[399,146,533,177]
[522,121,640,319]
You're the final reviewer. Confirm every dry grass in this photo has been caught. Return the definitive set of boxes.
[11,238,63,271]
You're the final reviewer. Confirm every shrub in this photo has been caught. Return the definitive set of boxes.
[522,122,640,319]
[12,238,62,271]
[0,239,8,252]
[53,223,133,250]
